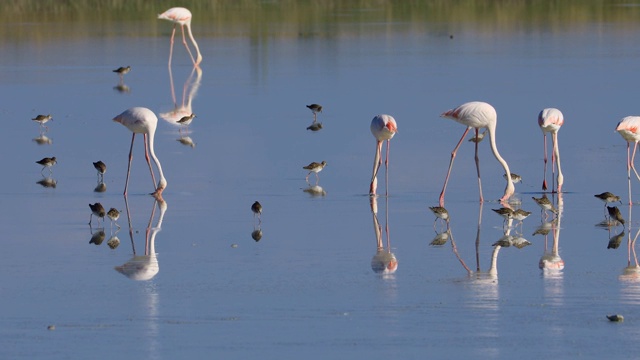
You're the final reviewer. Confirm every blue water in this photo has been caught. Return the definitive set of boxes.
[1,6,640,359]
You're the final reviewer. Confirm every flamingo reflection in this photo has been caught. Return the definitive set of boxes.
[114,195,167,281]
[539,193,564,279]
[369,196,397,276]
[159,66,202,147]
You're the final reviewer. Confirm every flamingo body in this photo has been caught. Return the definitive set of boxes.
[616,116,640,204]
[369,114,398,196]
[438,101,514,206]
[538,108,564,192]
[113,107,167,197]
[158,7,202,66]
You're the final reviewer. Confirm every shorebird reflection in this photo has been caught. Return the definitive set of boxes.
[159,65,202,140]
[36,176,57,188]
[303,184,326,197]
[369,196,397,276]
[114,195,167,281]
[32,134,52,145]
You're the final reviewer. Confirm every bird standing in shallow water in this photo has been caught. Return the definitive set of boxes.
[370,114,398,196]
[251,201,262,223]
[93,161,106,182]
[107,208,120,230]
[615,116,640,205]
[113,66,131,80]
[504,173,522,184]
[32,114,52,132]
[538,108,565,193]
[492,207,514,228]
[177,113,196,132]
[594,192,622,217]
[438,102,514,206]
[158,7,202,67]
[607,206,625,227]
[113,107,167,198]
[532,196,557,218]
[429,206,450,230]
[303,161,327,184]
[306,104,322,123]
[36,157,56,175]
[89,203,106,226]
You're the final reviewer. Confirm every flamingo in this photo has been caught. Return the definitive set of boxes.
[438,101,514,206]
[539,108,564,192]
[113,107,167,198]
[158,7,203,67]
[369,114,398,196]
[616,116,640,205]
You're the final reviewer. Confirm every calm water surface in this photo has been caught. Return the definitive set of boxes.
[2,2,640,359]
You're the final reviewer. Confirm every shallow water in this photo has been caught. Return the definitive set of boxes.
[2,2,640,359]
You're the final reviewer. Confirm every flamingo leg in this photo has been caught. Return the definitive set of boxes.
[124,133,136,196]
[474,128,483,203]
[180,25,197,66]
[168,25,177,67]
[143,134,158,190]
[439,128,471,207]
[369,141,383,195]
[542,133,548,191]
[385,139,391,197]
[552,132,563,193]
[631,142,640,182]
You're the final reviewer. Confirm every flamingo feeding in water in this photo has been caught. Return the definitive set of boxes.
[616,116,640,205]
[538,108,564,192]
[158,7,202,67]
[369,114,398,196]
[438,101,514,206]
[113,107,167,198]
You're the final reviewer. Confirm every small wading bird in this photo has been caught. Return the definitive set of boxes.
[492,207,514,228]
[32,114,52,132]
[616,116,640,205]
[251,201,262,223]
[504,173,522,184]
[532,196,557,218]
[306,104,322,122]
[538,108,565,193]
[607,206,625,227]
[369,114,398,196]
[158,7,202,67]
[438,102,514,206]
[113,66,131,80]
[594,192,622,217]
[36,157,57,175]
[112,107,167,198]
[303,161,327,184]
[428,206,450,230]
[177,113,196,132]
[107,208,121,230]
[93,161,106,181]
[89,202,106,226]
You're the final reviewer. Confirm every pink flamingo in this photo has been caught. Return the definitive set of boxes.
[113,107,167,198]
[369,115,398,196]
[616,116,640,205]
[538,108,564,192]
[439,101,514,206]
[158,7,203,67]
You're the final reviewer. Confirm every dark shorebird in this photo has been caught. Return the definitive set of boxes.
[107,208,121,230]
[36,157,57,175]
[251,201,262,223]
[607,206,625,227]
[113,66,131,79]
[429,206,450,230]
[89,203,106,226]
[177,113,196,132]
[595,192,622,217]
[532,196,557,218]
[307,122,323,131]
[32,114,53,132]
[306,104,322,122]
[303,161,327,183]
[512,209,532,230]
[93,161,106,181]
[492,207,514,228]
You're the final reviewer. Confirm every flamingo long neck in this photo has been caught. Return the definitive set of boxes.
[186,23,203,65]
[487,124,514,201]
[552,132,563,190]
[147,131,167,190]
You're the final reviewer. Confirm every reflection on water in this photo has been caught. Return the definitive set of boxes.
[36,176,57,188]
[159,66,202,147]
[32,134,52,145]
[619,206,640,305]
[369,196,397,277]
[302,184,326,197]
[538,194,564,307]
[115,196,167,281]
